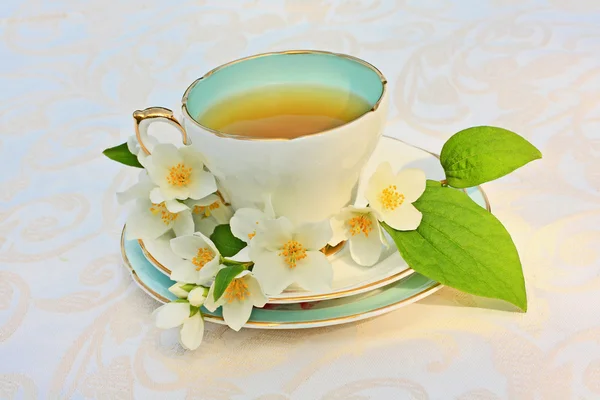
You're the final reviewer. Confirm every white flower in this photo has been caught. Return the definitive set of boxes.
[145,143,217,202]
[169,232,223,285]
[153,301,204,350]
[230,195,275,244]
[204,270,267,331]
[126,134,157,167]
[185,194,233,237]
[249,217,333,295]
[365,163,426,231]
[126,197,194,241]
[330,206,387,267]
[119,171,193,241]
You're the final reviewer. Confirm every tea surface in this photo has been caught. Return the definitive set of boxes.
[196,84,371,139]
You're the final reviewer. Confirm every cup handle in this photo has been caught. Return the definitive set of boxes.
[133,107,189,155]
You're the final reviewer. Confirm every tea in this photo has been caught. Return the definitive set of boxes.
[196,84,372,139]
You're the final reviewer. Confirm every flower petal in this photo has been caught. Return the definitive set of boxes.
[348,216,384,267]
[127,135,140,155]
[252,250,295,295]
[232,246,251,262]
[179,313,204,350]
[152,143,183,168]
[172,211,195,237]
[245,275,268,308]
[153,302,189,329]
[383,203,423,231]
[222,298,254,331]
[187,170,217,200]
[203,284,218,312]
[254,217,294,251]
[117,174,154,204]
[160,184,190,201]
[187,194,220,207]
[395,169,426,203]
[149,187,165,204]
[145,160,169,187]
[170,260,200,284]
[328,207,359,246]
[365,162,395,206]
[165,200,189,213]
[293,251,333,292]
[196,258,221,285]
[294,220,333,251]
[137,151,150,168]
[193,216,219,237]
[329,213,348,246]
[126,200,170,241]
[170,234,210,260]
[211,204,234,224]
[199,232,220,255]
[180,145,206,170]
[230,208,268,243]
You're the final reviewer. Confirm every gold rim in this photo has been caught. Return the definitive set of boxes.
[122,228,442,328]
[138,238,171,275]
[273,268,415,302]
[180,49,387,141]
[121,229,170,303]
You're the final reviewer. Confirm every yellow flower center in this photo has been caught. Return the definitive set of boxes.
[279,240,307,269]
[379,185,405,211]
[149,202,178,225]
[193,201,220,218]
[191,248,214,271]
[224,278,250,303]
[348,214,373,237]
[247,221,259,240]
[167,163,192,186]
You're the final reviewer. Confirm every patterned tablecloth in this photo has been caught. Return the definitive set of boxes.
[2,1,600,398]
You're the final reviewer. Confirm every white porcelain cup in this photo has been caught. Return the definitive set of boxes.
[133,50,388,224]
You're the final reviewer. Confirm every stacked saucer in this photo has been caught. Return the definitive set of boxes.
[121,136,490,329]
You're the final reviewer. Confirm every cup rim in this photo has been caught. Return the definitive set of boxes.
[180,49,387,141]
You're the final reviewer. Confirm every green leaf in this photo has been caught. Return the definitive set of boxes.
[210,224,246,257]
[102,142,143,168]
[181,283,196,292]
[213,265,245,301]
[440,126,541,188]
[383,180,527,311]
[189,305,200,317]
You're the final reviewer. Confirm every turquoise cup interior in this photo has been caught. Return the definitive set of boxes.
[184,51,385,124]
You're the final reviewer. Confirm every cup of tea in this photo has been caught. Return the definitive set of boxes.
[133,50,388,224]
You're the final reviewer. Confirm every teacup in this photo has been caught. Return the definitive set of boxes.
[133,50,388,224]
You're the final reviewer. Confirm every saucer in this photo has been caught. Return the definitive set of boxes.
[122,230,441,329]
[137,136,490,303]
